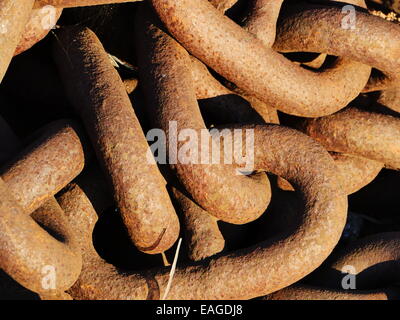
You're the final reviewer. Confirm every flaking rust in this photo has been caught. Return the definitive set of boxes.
[1,0,400,301]
[53,27,180,254]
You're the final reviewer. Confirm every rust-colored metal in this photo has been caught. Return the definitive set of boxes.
[53,26,180,254]
[0,179,81,294]
[270,0,371,98]
[51,7,349,300]
[377,86,400,113]
[149,0,370,117]
[241,0,284,47]
[1,0,397,301]
[0,121,85,214]
[300,107,400,169]
[0,0,35,82]
[57,183,99,250]
[60,121,347,300]
[135,7,271,224]
[71,163,114,216]
[59,183,152,300]
[311,232,400,290]
[263,284,395,300]
[14,7,63,56]
[33,0,140,8]
[369,0,400,13]
[273,1,400,83]
[208,0,237,13]
[34,0,237,9]
[277,153,383,195]
[40,292,73,300]
[123,78,138,95]
[330,153,383,195]
[363,73,396,93]
[0,116,82,296]
[172,187,225,262]
[190,56,278,125]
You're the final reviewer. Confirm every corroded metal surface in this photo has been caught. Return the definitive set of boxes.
[330,153,383,195]
[172,187,225,262]
[59,121,348,299]
[0,121,85,214]
[301,107,400,169]
[15,7,63,56]
[263,284,394,300]
[0,116,82,296]
[278,153,383,195]
[0,0,399,301]
[149,0,371,117]
[311,232,400,290]
[53,27,179,254]
[191,56,278,125]
[0,179,81,294]
[0,0,34,82]
[377,86,400,113]
[135,7,271,224]
[34,0,139,8]
[274,2,399,82]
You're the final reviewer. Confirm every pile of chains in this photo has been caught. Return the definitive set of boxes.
[0,0,400,300]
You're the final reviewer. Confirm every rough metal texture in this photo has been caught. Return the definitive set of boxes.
[14,7,63,56]
[57,183,99,250]
[51,20,348,297]
[58,183,151,300]
[201,0,279,125]
[33,0,139,8]
[241,0,284,47]
[190,56,279,125]
[377,86,400,113]
[330,153,383,195]
[301,107,400,169]
[0,0,35,82]
[135,7,271,224]
[53,27,180,254]
[263,284,394,300]
[151,124,347,299]
[74,164,114,216]
[0,178,82,294]
[0,121,85,215]
[149,0,370,117]
[34,0,233,9]
[310,232,400,290]
[271,0,371,96]
[172,187,225,262]
[60,123,347,300]
[360,6,400,111]
[273,1,400,82]
[208,0,237,13]
[134,14,349,291]
[123,78,138,95]
[0,116,82,297]
[31,199,82,292]
[277,153,383,195]
[369,0,400,13]
[1,0,395,301]
[363,72,396,92]
[40,292,73,300]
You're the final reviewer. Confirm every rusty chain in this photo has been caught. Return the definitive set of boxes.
[0,0,399,300]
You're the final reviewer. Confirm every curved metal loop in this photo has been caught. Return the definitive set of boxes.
[149,0,372,117]
[53,26,180,254]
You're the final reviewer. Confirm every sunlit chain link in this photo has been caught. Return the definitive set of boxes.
[0,118,84,294]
